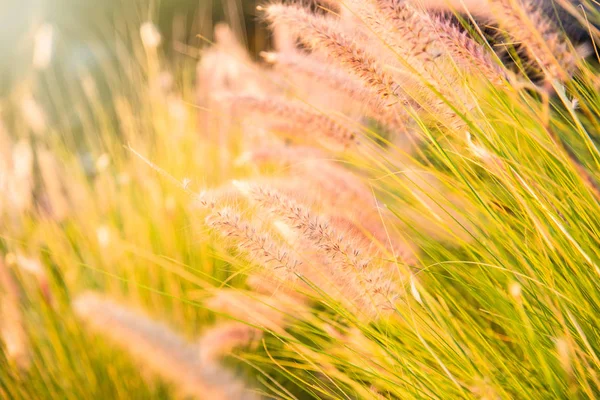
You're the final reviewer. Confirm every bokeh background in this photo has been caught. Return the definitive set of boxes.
[2,0,269,156]
[2,0,265,95]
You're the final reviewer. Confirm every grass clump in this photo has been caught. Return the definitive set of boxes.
[2,0,600,399]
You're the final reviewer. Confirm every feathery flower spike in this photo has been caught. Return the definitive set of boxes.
[74,293,259,400]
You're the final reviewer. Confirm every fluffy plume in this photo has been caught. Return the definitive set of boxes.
[206,288,308,332]
[233,157,417,265]
[198,24,268,97]
[0,118,12,216]
[201,180,410,318]
[0,257,30,370]
[407,7,507,85]
[486,0,577,82]
[342,0,486,103]
[4,140,34,215]
[235,144,326,167]
[197,24,277,165]
[6,252,51,304]
[233,182,409,318]
[408,0,493,17]
[205,207,301,283]
[227,94,357,151]
[262,51,411,134]
[343,0,442,81]
[409,0,583,83]
[370,0,487,125]
[231,158,417,265]
[73,293,259,400]
[37,148,70,221]
[140,22,161,50]
[198,322,261,364]
[19,95,47,136]
[245,272,308,302]
[33,23,54,70]
[289,160,417,263]
[263,4,408,107]
[234,182,374,272]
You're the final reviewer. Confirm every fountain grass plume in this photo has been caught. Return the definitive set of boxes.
[263,4,408,107]
[205,207,302,283]
[227,93,357,151]
[73,292,259,400]
[232,181,409,319]
[486,0,578,83]
[0,257,30,371]
[262,51,412,134]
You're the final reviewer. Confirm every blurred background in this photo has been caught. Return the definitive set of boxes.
[1,0,270,154]
[1,0,265,95]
